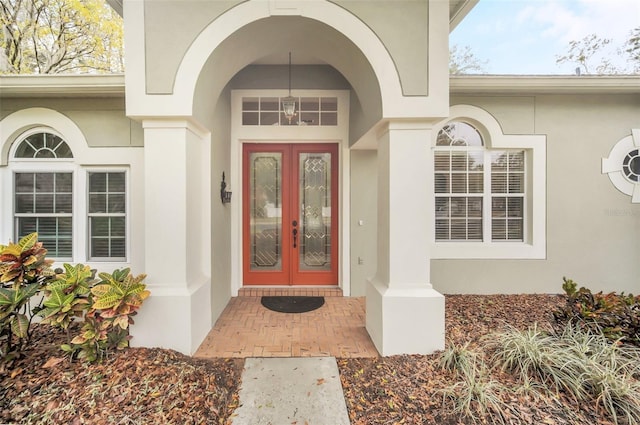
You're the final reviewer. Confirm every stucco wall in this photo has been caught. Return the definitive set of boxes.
[1,98,143,147]
[210,90,232,322]
[349,150,378,296]
[144,0,241,94]
[332,0,429,96]
[431,94,640,295]
[142,0,429,97]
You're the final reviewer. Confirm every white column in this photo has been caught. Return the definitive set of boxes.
[130,119,212,355]
[366,121,445,356]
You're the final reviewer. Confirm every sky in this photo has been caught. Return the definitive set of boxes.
[450,0,640,75]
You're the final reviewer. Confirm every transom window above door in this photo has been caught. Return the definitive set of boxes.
[242,96,337,126]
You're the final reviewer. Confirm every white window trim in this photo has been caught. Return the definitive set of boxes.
[86,168,130,262]
[12,163,76,262]
[230,89,351,295]
[0,108,144,272]
[602,129,640,203]
[431,105,546,259]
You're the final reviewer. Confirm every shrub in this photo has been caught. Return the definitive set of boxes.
[491,323,640,425]
[438,343,508,424]
[39,264,95,336]
[0,232,150,364]
[60,268,150,362]
[554,277,640,346]
[0,233,54,361]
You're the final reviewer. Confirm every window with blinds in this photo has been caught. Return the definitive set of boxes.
[14,172,73,258]
[88,172,126,260]
[435,122,526,243]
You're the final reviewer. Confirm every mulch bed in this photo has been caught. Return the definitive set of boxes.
[0,294,627,424]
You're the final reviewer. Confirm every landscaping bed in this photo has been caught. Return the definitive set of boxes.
[2,294,639,424]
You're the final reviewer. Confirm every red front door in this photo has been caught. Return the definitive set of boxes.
[242,143,338,285]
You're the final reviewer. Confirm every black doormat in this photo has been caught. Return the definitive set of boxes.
[260,296,325,313]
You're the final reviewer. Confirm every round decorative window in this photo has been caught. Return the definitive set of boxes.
[602,130,640,203]
[622,149,640,183]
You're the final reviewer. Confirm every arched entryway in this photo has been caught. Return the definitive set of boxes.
[129,0,448,356]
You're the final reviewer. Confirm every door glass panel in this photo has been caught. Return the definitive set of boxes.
[249,153,282,271]
[298,153,331,271]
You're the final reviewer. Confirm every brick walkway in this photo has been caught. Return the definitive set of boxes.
[193,294,379,358]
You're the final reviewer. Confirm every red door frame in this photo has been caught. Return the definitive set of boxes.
[242,143,339,286]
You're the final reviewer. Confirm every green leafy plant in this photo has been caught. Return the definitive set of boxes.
[38,264,95,337]
[490,323,640,425]
[438,345,508,424]
[439,341,479,378]
[554,277,640,346]
[0,233,54,360]
[490,324,586,400]
[60,268,150,362]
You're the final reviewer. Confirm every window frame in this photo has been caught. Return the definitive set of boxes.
[86,169,129,262]
[431,105,546,260]
[13,170,75,261]
[5,127,132,264]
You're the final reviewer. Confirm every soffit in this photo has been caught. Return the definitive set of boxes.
[451,75,640,95]
[449,0,479,31]
[0,74,125,98]
[105,0,478,32]
[4,74,639,98]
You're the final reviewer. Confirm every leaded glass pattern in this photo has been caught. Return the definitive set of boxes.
[249,153,282,270]
[14,132,73,159]
[299,153,331,271]
[14,172,73,258]
[88,172,126,260]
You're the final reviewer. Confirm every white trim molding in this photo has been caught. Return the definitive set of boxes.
[230,89,351,295]
[431,105,547,259]
[0,107,144,272]
[603,129,640,203]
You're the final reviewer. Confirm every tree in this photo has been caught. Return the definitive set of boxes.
[449,44,488,75]
[0,0,123,74]
[623,27,640,73]
[556,29,640,75]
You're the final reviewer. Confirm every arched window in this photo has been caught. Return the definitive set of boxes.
[10,130,127,261]
[14,132,73,159]
[12,131,75,258]
[434,121,525,242]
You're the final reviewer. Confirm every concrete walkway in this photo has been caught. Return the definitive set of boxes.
[229,357,350,425]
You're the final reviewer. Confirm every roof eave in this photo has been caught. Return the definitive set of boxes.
[450,75,640,95]
[0,74,125,98]
[449,0,479,32]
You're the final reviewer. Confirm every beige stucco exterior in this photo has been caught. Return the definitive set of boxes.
[1,0,639,357]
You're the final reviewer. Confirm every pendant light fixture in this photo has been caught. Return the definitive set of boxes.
[282,52,296,125]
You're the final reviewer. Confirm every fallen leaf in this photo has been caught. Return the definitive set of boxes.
[42,357,64,369]
[316,378,325,385]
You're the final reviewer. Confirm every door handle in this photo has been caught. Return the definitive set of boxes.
[292,220,298,248]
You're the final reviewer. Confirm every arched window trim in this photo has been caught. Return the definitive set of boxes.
[431,105,546,260]
[1,108,141,267]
